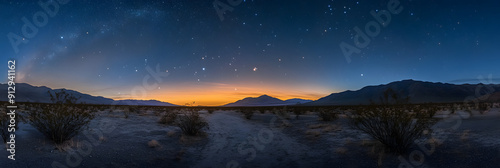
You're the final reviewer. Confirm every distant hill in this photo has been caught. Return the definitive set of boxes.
[0,83,178,106]
[306,79,500,106]
[114,99,177,106]
[223,95,312,107]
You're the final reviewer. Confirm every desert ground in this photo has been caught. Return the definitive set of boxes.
[2,106,500,168]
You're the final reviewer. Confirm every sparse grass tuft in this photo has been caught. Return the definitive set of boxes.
[167,130,176,137]
[174,149,186,161]
[335,147,348,154]
[148,140,161,148]
[460,129,470,142]
[305,130,321,137]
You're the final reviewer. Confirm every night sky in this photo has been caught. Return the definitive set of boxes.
[1,0,499,106]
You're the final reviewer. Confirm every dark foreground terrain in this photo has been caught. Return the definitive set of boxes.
[1,104,500,168]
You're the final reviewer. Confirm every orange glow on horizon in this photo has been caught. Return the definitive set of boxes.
[111,82,331,106]
[28,81,333,106]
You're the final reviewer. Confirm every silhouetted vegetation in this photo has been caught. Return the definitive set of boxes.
[176,110,209,136]
[28,90,95,144]
[293,108,306,119]
[241,109,254,119]
[158,110,178,125]
[275,106,291,119]
[317,108,337,121]
[349,88,436,154]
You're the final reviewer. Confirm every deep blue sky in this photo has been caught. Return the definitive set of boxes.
[1,0,499,105]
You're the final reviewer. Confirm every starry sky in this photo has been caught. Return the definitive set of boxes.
[1,0,499,106]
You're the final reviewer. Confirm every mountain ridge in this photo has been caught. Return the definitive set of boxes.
[306,79,500,106]
[0,83,178,106]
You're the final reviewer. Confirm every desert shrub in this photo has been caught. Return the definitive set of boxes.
[350,107,434,153]
[159,111,177,125]
[317,108,337,121]
[349,88,435,153]
[241,109,254,119]
[148,140,161,148]
[449,104,457,114]
[176,110,209,136]
[207,109,214,114]
[275,107,291,119]
[478,103,490,114]
[293,108,305,119]
[28,90,95,144]
[129,106,140,114]
[124,111,130,118]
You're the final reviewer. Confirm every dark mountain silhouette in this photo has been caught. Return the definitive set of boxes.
[3,80,499,107]
[0,83,178,106]
[114,99,178,106]
[306,79,500,106]
[223,95,312,107]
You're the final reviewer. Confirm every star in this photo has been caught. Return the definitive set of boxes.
[253,67,257,71]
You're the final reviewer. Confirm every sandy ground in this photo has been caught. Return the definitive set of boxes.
[1,108,500,167]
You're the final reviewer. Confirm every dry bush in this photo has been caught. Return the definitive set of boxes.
[350,89,436,154]
[293,108,306,119]
[159,111,178,125]
[28,90,95,144]
[308,123,329,129]
[241,109,254,119]
[99,136,107,142]
[350,107,434,154]
[207,109,215,114]
[322,124,340,132]
[174,149,186,161]
[275,107,291,119]
[176,110,209,136]
[167,130,176,137]
[336,147,348,154]
[460,129,470,142]
[148,140,161,148]
[317,108,337,121]
[305,130,321,137]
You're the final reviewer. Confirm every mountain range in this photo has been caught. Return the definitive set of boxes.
[222,95,312,107]
[306,79,500,106]
[1,80,499,106]
[0,83,177,106]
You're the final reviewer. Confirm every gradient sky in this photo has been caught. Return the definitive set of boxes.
[1,0,499,106]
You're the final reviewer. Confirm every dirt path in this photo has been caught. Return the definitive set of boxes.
[191,111,312,168]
